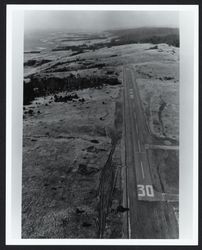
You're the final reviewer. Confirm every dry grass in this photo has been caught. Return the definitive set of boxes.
[22,85,123,238]
[148,149,179,194]
[137,73,179,141]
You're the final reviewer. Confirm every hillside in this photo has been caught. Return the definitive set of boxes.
[109,27,179,47]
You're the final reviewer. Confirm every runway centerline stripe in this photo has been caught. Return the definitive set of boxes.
[140,161,145,179]
[138,140,141,152]
[135,123,138,134]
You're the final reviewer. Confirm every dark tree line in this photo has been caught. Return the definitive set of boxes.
[109,34,179,48]
[23,75,121,105]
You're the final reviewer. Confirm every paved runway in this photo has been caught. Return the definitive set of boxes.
[123,66,179,238]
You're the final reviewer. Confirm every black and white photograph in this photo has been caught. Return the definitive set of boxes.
[6,4,198,245]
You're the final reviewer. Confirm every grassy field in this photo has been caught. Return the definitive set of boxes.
[22,85,124,238]
[136,58,179,142]
[148,149,179,194]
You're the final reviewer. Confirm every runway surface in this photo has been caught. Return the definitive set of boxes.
[123,66,179,238]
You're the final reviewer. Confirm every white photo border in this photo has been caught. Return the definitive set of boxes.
[6,4,199,245]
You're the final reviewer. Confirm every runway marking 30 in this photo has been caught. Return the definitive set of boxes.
[137,184,154,197]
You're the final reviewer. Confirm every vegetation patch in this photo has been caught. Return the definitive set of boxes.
[148,149,179,194]
[24,59,51,67]
[24,75,121,105]
[109,27,179,47]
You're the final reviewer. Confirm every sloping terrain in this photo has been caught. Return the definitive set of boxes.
[22,28,179,238]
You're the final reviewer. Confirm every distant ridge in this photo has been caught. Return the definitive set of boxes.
[108,27,179,47]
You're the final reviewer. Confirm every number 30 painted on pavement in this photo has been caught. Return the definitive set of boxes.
[137,185,154,197]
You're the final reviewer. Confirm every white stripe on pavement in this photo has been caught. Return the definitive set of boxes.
[140,161,145,179]
[138,140,141,152]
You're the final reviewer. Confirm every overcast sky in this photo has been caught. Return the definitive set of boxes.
[24,11,179,33]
